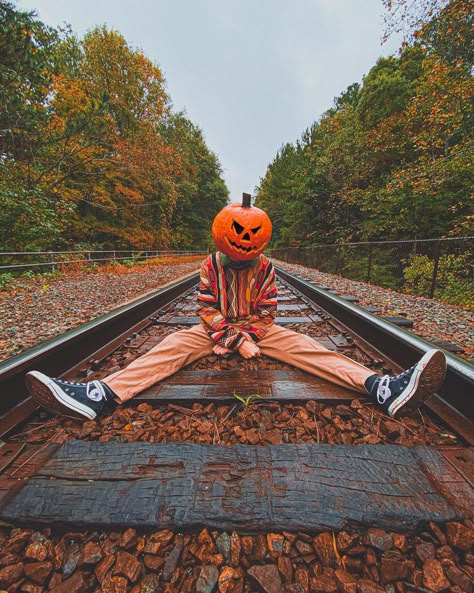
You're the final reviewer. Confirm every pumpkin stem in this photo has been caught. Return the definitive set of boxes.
[242,193,252,208]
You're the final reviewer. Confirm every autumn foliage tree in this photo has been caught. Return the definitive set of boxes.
[256,0,472,245]
[0,2,228,251]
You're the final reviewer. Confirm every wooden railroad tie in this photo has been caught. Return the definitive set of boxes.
[134,369,360,403]
[0,441,472,531]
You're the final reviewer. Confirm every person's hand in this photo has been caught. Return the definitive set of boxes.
[237,340,261,359]
[213,344,231,356]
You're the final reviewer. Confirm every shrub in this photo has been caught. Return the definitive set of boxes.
[0,273,14,291]
[403,254,473,309]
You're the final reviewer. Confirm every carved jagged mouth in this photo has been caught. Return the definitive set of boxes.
[225,237,258,253]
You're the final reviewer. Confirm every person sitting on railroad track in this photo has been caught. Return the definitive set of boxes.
[25,194,447,422]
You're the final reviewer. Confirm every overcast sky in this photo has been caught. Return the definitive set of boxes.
[18,0,402,200]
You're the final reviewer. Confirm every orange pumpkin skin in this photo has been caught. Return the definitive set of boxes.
[212,202,272,261]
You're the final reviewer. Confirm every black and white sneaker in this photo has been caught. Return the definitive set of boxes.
[26,371,115,420]
[368,349,447,417]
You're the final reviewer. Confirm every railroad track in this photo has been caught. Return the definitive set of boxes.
[0,268,472,593]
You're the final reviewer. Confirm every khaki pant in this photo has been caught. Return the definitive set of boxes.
[104,323,374,402]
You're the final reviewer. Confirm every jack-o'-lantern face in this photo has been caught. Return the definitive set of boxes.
[212,193,272,261]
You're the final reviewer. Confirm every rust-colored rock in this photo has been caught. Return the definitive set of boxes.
[267,534,285,557]
[101,573,129,593]
[48,572,62,590]
[241,536,254,556]
[24,560,53,584]
[113,550,141,583]
[313,533,337,567]
[423,558,450,592]
[50,571,88,593]
[264,429,283,445]
[344,558,363,574]
[196,565,219,593]
[335,569,357,593]
[143,540,161,555]
[446,522,474,551]
[295,567,310,593]
[436,545,456,561]
[143,554,164,571]
[0,553,20,568]
[336,532,358,552]
[245,429,260,445]
[148,529,174,549]
[295,540,314,556]
[429,522,447,545]
[1,531,31,554]
[230,532,241,567]
[218,566,242,593]
[254,534,268,561]
[365,549,377,566]
[278,556,294,583]
[367,529,393,552]
[310,573,338,593]
[391,534,408,552]
[119,528,137,550]
[79,541,103,566]
[199,529,215,550]
[248,564,283,593]
[415,542,435,562]
[445,564,473,593]
[380,554,413,583]
[0,562,23,588]
[284,585,305,593]
[95,555,115,584]
[356,579,385,593]
[137,573,161,593]
[24,540,49,562]
[20,582,44,593]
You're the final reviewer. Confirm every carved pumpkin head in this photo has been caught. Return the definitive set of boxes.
[212,193,272,261]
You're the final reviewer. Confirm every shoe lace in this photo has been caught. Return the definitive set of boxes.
[376,375,391,404]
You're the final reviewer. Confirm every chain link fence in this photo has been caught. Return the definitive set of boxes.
[270,237,473,307]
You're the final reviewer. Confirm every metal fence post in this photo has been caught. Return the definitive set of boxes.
[429,240,441,298]
[367,245,373,283]
[335,245,341,275]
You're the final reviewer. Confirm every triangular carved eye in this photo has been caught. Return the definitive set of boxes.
[232,220,244,234]
[251,225,262,234]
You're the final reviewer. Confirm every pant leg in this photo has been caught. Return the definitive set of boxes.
[103,324,214,402]
[258,324,373,394]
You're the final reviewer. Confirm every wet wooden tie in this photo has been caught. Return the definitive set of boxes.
[135,369,358,403]
[0,441,472,531]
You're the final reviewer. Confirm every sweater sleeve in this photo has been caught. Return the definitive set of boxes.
[240,261,278,342]
[196,258,246,350]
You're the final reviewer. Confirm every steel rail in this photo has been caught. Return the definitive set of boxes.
[0,265,472,445]
[0,272,199,424]
[277,267,474,441]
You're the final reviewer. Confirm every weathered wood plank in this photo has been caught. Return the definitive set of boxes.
[0,442,471,532]
[278,304,304,311]
[135,370,356,402]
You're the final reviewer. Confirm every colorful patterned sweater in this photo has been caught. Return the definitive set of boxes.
[197,252,278,349]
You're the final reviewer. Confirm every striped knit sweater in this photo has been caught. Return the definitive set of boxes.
[197,252,278,350]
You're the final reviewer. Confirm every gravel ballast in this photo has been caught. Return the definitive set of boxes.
[0,261,201,363]
[275,261,473,363]
[1,258,472,364]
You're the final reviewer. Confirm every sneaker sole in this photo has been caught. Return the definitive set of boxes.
[388,350,447,417]
[26,371,97,420]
